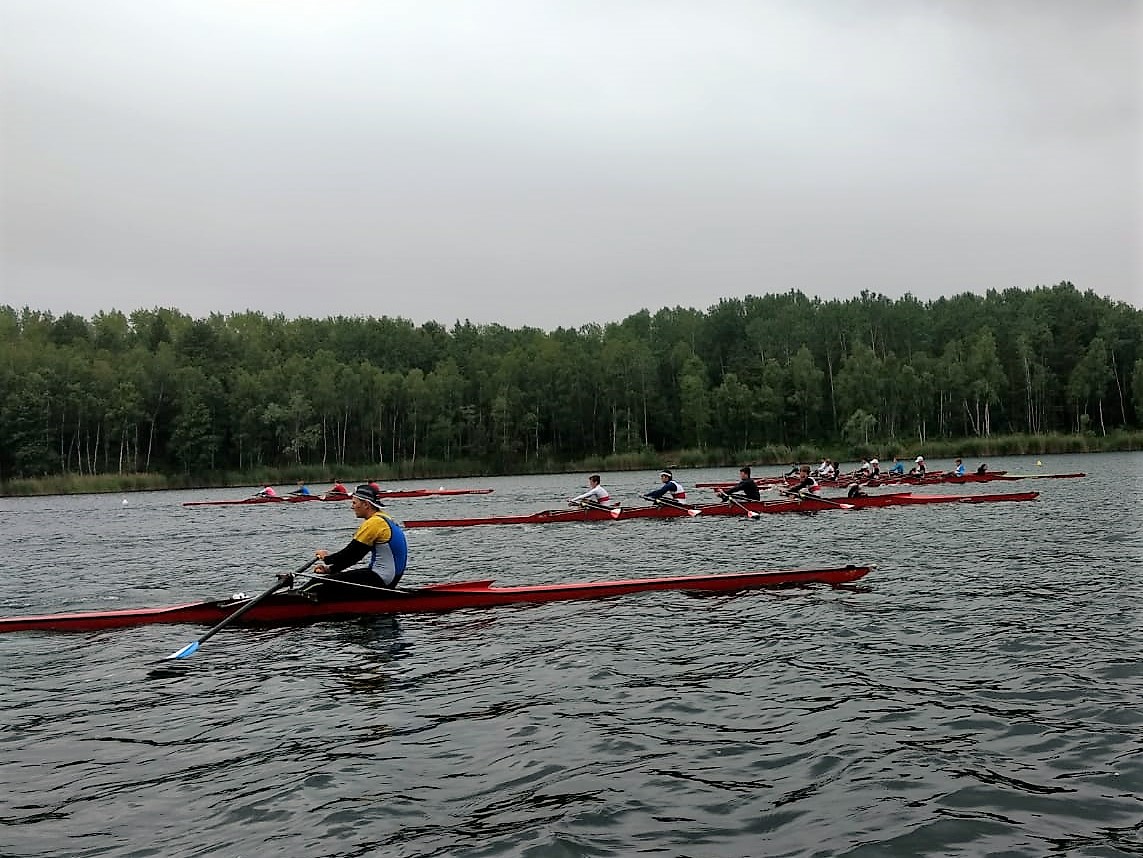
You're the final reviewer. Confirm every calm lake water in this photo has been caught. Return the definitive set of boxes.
[1,452,1141,858]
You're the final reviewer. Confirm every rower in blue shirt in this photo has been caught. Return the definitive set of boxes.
[950,458,966,477]
[645,470,687,504]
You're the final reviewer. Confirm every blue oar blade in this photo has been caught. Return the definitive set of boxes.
[166,640,200,660]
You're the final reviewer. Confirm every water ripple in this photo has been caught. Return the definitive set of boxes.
[1,457,1141,857]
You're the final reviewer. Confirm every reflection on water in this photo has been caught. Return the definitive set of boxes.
[0,455,1140,858]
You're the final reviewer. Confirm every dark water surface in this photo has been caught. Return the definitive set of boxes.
[1,453,1140,857]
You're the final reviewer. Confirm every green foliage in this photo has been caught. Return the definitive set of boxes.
[1,283,1140,490]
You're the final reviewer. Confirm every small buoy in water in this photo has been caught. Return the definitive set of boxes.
[1036,460,1043,467]
[440,486,445,491]
[122,498,129,506]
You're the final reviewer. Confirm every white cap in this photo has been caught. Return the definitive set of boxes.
[915,456,924,462]
[870,458,878,464]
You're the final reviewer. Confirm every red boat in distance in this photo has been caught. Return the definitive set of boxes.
[182,488,494,507]
[400,490,1040,528]
[695,470,1084,490]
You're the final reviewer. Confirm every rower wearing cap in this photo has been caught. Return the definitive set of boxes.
[950,457,966,477]
[869,457,881,477]
[908,456,926,477]
[645,470,687,503]
[306,484,408,592]
[717,466,761,502]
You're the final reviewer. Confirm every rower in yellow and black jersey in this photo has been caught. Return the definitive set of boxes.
[304,484,408,596]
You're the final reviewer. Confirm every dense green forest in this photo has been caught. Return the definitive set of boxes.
[2,282,1141,488]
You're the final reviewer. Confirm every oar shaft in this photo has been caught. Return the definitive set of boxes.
[165,557,317,660]
[720,494,759,518]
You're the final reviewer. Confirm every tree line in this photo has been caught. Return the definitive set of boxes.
[1,281,1140,482]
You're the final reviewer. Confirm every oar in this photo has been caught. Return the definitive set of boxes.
[572,500,622,519]
[164,558,317,660]
[779,489,855,510]
[641,495,701,516]
[718,493,759,519]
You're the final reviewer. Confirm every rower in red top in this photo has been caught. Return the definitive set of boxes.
[717,466,761,502]
[569,474,612,507]
[645,470,687,504]
[326,480,350,497]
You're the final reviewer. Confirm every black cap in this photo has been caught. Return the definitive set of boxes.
[352,484,385,508]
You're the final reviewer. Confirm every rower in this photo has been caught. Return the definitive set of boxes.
[569,474,613,507]
[328,480,349,496]
[787,465,820,496]
[717,466,761,502]
[645,470,687,504]
[304,484,408,596]
[288,481,312,496]
[976,463,988,475]
[254,486,278,498]
[950,458,966,477]
[868,457,880,477]
[847,482,869,498]
[908,455,926,477]
[887,457,905,475]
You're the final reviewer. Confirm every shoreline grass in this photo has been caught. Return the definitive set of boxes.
[2,430,1139,497]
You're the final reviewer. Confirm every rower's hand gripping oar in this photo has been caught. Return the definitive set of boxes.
[717,492,759,519]
[164,557,318,660]
[641,494,701,516]
[571,500,622,519]
[779,489,855,511]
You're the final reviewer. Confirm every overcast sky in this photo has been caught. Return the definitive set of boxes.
[1,1,1139,331]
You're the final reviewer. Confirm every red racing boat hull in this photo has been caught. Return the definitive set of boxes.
[402,491,1039,526]
[700,490,1039,515]
[696,470,1023,490]
[0,566,872,633]
[183,488,494,507]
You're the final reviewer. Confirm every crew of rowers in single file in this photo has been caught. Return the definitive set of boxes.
[254,480,353,499]
[568,455,989,510]
[254,456,986,508]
